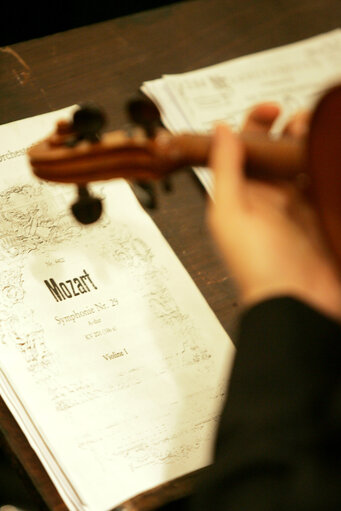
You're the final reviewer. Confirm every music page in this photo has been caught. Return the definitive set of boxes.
[142,29,341,194]
[0,109,234,511]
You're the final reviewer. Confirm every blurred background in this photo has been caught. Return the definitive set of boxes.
[1,1,187,45]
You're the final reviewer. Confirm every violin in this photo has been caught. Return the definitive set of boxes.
[28,85,341,264]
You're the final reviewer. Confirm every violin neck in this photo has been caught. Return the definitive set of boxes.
[242,132,305,179]
[169,132,305,180]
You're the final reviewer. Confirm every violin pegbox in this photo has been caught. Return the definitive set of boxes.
[28,99,205,222]
[45,102,163,223]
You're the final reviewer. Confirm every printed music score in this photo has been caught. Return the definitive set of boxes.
[142,29,341,195]
[0,108,234,511]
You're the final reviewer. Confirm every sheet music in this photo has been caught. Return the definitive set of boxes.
[0,109,234,511]
[142,29,341,195]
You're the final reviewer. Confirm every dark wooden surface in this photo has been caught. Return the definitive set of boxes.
[0,1,186,46]
[0,0,340,509]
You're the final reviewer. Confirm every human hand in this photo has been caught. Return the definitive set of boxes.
[207,104,341,321]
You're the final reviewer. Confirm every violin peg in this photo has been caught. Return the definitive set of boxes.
[131,181,157,209]
[72,104,107,142]
[126,97,162,138]
[71,185,103,224]
[162,176,173,192]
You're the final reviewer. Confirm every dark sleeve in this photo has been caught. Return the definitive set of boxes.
[189,297,341,511]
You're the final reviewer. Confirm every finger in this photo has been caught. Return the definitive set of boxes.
[209,123,245,210]
[242,103,281,134]
[250,180,298,211]
[283,110,310,138]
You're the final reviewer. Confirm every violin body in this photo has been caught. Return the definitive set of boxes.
[28,85,341,263]
[307,85,341,265]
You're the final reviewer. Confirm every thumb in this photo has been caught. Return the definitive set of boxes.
[209,124,245,211]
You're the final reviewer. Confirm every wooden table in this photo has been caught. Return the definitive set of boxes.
[0,0,340,509]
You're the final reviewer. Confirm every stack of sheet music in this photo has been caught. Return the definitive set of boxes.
[0,108,234,510]
[142,29,341,196]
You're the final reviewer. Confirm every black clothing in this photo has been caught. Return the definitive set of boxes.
[189,297,341,510]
